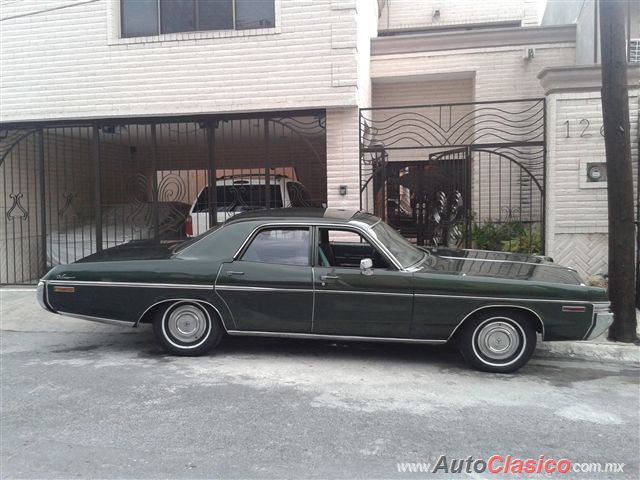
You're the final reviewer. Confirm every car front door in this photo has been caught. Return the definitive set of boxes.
[312,226,413,338]
[215,226,313,333]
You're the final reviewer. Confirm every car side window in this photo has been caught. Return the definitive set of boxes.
[317,228,390,269]
[241,228,310,266]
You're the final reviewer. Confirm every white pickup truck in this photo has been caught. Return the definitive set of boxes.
[186,175,313,236]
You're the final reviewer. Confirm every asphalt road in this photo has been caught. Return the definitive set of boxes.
[1,291,639,479]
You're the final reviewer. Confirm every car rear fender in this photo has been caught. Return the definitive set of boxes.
[135,298,231,332]
[448,304,545,342]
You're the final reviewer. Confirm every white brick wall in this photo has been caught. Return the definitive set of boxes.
[545,89,640,278]
[0,0,379,122]
[325,107,360,210]
[378,0,540,32]
[371,43,576,101]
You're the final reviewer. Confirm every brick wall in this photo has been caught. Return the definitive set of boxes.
[326,107,360,210]
[371,44,576,100]
[546,89,640,278]
[378,0,540,32]
[0,0,378,122]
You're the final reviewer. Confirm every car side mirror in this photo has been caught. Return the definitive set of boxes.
[360,258,373,275]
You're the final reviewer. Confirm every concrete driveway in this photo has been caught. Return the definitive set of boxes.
[1,290,639,479]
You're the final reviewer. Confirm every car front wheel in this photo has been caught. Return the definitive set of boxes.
[459,310,536,373]
[153,301,222,356]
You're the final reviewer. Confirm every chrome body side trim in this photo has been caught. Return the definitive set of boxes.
[48,280,214,290]
[316,289,413,297]
[58,311,135,327]
[215,285,413,297]
[445,304,545,342]
[414,293,591,304]
[134,299,230,331]
[215,285,314,293]
[226,330,447,345]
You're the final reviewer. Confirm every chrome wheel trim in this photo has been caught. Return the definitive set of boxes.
[161,302,212,349]
[471,317,527,367]
[476,321,519,360]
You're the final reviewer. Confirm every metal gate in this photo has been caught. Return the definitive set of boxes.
[360,99,545,253]
[1,111,326,284]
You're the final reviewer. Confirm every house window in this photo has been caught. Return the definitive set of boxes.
[630,39,640,63]
[121,0,275,38]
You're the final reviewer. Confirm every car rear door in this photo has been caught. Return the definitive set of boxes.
[215,226,313,333]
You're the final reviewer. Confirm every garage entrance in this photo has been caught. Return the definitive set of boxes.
[0,111,326,284]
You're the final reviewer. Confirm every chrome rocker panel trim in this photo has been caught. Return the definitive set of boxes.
[226,330,447,345]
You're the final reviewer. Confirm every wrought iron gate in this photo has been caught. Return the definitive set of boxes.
[360,99,545,253]
[1,112,326,284]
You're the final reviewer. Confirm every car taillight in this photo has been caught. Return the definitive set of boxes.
[185,215,193,237]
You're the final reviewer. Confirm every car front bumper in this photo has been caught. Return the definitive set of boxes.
[585,304,614,340]
[36,280,56,313]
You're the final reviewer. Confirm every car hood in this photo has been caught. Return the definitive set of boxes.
[418,248,583,285]
[74,239,186,263]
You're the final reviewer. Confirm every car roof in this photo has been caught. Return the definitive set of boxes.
[224,208,380,226]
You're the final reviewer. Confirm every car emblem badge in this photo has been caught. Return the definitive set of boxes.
[56,273,76,280]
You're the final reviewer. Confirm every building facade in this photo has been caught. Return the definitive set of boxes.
[0,0,638,283]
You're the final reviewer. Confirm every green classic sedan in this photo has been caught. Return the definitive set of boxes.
[37,208,612,373]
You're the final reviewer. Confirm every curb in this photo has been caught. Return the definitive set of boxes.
[536,340,640,364]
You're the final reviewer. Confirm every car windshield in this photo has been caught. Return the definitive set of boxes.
[370,221,425,269]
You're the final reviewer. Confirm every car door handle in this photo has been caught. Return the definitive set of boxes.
[320,275,339,280]
[227,271,245,276]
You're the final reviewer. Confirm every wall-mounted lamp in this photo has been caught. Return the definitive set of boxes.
[523,47,535,61]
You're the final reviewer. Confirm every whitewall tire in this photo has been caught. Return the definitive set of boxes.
[153,301,223,356]
[459,310,536,373]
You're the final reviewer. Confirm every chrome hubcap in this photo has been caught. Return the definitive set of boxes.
[476,321,520,360]
[166,305,207,344]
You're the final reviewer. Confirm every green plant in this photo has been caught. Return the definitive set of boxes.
[501,230,542,255]
[472,221,525,251]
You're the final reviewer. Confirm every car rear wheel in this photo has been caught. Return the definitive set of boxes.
[459,310,536,373]
[153,301,222,356]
